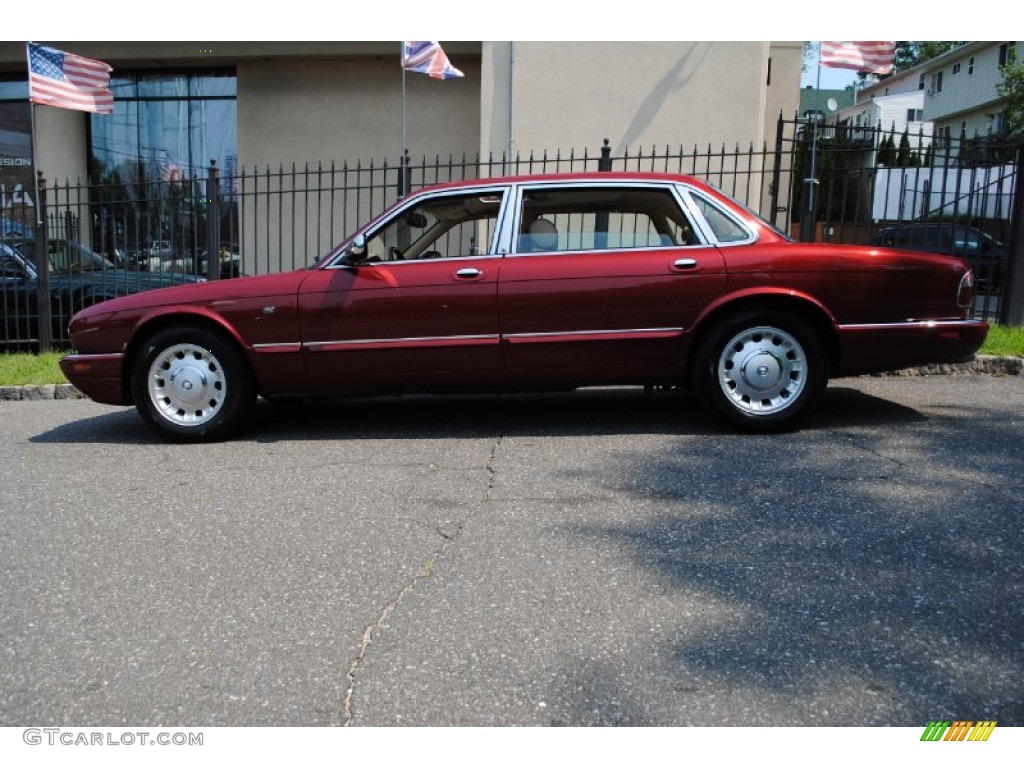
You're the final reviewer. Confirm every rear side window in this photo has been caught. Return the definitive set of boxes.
[516,186,698,253]
[689,194,751,243]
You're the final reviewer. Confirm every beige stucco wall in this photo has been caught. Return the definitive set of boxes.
[237,57,482,169]
[481,41,801,160]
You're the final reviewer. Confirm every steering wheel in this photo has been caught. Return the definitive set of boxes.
[418,250,442,260]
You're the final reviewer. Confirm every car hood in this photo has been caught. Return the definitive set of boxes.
[72,269,310,320]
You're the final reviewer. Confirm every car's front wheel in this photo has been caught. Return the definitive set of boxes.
[691,310,827,431]
[131,326,254,442]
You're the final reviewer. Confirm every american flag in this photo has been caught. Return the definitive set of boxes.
[820,41,895,75]
[27,42,114,114]
[401,41,464,80]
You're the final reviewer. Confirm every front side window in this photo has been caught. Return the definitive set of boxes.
[515,186,696,254]
[362,191,504,262]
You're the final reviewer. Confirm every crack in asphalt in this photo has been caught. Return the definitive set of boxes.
[339,436,502,727]
[825,429,908,481]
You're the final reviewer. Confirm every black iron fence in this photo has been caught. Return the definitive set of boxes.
[2,115,1022,350]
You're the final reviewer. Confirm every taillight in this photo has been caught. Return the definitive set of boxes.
[957,270,975,309]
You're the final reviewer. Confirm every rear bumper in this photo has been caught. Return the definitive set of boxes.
[59,352,130,405]
[836,319,989,376]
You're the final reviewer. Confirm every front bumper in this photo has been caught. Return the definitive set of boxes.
[59,352,130,405]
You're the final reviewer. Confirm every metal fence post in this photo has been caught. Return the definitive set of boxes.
[397,150,411,198]
[206,161,220,280]
[33,171,52,352]
[999,143,1024,325]
[799,121,820,242]
[770,113,785,228]
[598,139,612,171]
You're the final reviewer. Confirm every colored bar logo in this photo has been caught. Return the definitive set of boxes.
[921,721,997,741]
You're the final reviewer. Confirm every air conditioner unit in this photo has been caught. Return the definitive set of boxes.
[926,89,936,97]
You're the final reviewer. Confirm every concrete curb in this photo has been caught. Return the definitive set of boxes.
[0,356,1020,402]
[0,383,88,401]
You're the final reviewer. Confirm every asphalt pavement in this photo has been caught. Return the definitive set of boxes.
[1,375,1022,727]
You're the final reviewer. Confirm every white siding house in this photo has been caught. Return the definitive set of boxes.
[829,65,932,166]
[921,41,1020,143]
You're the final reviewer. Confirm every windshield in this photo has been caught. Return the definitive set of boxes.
[46,242,116,272]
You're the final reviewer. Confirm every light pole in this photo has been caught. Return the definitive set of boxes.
[799,97,839,243]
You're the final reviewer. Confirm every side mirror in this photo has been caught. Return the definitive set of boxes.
[344,233,368,264]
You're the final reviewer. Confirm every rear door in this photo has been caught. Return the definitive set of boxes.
[497,181,728,376]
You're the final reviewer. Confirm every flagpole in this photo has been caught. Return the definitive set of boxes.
[400,43,407,197]
[26,41,53,352]
[816,41,822,91]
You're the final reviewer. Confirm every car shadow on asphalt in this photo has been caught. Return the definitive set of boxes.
[30,384,925,444]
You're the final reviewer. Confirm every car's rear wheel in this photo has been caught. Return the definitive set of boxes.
[691,310,826,431]
[131,326,254,442]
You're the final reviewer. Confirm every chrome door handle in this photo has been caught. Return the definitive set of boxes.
[455,268,482,279]
[672,258,698,270]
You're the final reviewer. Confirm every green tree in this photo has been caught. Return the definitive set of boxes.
[893,42,964,73]
[877,133,896,166]
[996,57,1024,136]
[896,130,921,166]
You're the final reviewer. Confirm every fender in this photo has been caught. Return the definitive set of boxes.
[130,304,250,351]
[687,285,839,335]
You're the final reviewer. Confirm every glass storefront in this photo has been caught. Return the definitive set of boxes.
[90,72,237,185]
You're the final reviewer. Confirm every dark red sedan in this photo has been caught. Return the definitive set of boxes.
[60,173,986,441]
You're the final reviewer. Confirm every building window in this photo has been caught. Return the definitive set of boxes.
[0,80,33,234]
[930,71,943,94]
[968,56,975,75]
[906,109,923,123]
[999,42,1016,67]
[90,72,237,186]
[952,62,961,75]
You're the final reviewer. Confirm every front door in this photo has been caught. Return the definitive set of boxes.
[298,188,509,388]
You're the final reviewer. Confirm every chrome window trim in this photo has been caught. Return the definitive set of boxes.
[506,180,708,256]
[323,253,506,271]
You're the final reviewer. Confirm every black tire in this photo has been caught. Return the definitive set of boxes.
[131,326,255,442]
[690,310,827,431]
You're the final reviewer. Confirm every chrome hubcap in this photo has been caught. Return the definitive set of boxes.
[717,326,807,416]
[147,343,226,427]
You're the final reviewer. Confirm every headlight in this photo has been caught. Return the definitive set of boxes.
[957,270,974,308]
